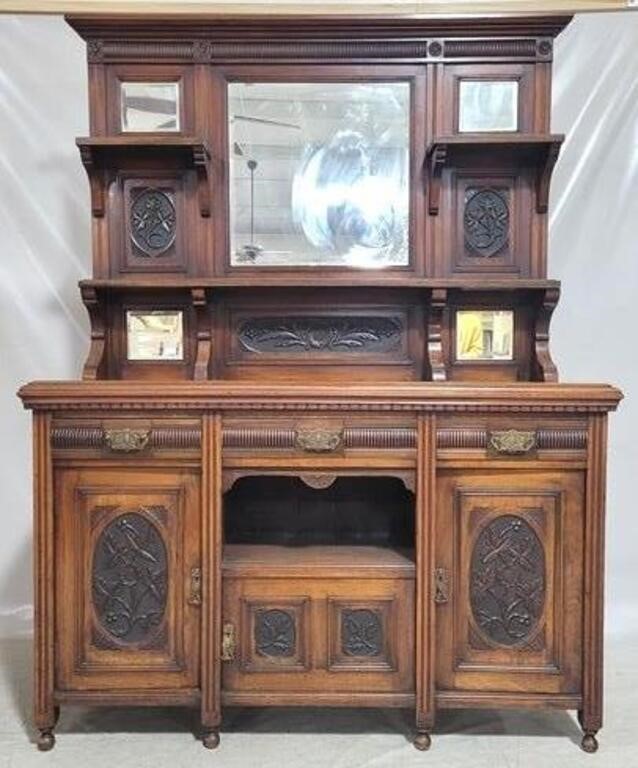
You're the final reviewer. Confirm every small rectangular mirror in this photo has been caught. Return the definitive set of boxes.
[120,82,180,132]
[458,80,519,133]
[456,310,514,361]
[127,310,184,361]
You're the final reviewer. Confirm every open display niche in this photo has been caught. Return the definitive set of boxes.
[222,475,416,702]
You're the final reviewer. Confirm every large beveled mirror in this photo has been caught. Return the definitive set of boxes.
[228,81,410,268]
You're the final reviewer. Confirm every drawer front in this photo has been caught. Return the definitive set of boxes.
[222,576,414,698]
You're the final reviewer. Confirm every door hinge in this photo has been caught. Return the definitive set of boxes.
[187,567,202,606]
[221,622,236,661]
[434,567,450,604]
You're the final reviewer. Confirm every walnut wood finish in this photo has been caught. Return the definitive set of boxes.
[17,11,623,756]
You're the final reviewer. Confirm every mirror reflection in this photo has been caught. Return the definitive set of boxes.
[456,310,514,361]
[229,82,410,268]
[120,82,180,132]
[458,80,519,133]
[127,310,184,361]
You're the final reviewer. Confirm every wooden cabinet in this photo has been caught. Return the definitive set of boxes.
[54,467,201,695]
[16,9,622,759]
[435,470,584,701]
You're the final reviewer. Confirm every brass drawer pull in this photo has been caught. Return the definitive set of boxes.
[295,427,343,453]
[434,568,450,604]
[103,428,150,453]
[488,429,537,456]
[221,623,236,661]
[188,567,202,606]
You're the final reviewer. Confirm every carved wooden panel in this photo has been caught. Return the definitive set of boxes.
[240,598,310,673]
[464,188,510,258]
[129,188,177,257]
[469,514,545,647]
[92,510,168,647]
[238,316,404,356]
[435,471,585,696]
[55,468,201,691]
[328,598,397,673]
[255,609,296,658]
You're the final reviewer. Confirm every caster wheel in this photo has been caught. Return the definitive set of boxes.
[203,730,220,749]
[581,733,599,754]
[414,731,432,751]
[37,729,55,752]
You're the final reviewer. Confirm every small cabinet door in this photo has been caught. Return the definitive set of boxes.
[435,470,584,695]
[55,468,201,692]
[222,576,415,699]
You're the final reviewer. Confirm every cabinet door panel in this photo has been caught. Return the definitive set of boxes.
[55,468,200,691]
[222,577,414,696]
[435,470,584,694]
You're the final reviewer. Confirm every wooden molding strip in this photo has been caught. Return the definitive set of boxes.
[223,427,417,450]
[0,2,629,16]
[436,427,587,450]
[51,425,202,449]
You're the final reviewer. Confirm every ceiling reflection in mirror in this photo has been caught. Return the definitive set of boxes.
[229,82,410,268]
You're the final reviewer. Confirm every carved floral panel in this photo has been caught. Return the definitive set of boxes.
[341,609,383,657]
[255,609,296,657]
[130,188,177,256]
[238,315,403,355]
[92,511,168,645]
[464,188,510,257]
[470,514,545,646]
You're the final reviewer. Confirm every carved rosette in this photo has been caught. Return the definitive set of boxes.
[470,514,545,646]
[92,511,168,645]
[464,188,510,257]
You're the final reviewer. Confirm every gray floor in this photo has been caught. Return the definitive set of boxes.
[0,635,636,767]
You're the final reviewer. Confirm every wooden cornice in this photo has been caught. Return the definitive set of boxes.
[18,381,623,413]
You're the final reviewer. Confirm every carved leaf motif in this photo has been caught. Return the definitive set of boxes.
[470,514,545,646]
[464,188,510,257]
[239,316,403,355]
[341,609,383,657]
[92,510,168,645]
[255,609,296,657]
[130,188,176,256]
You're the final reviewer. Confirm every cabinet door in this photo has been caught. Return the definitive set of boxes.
[435,470,584,695]
[222,576,414,700]
[55,468,200,692]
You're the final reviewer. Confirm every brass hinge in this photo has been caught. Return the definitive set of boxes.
[434,567,450,604]
[187,567,202,606]
[221,622,235,661]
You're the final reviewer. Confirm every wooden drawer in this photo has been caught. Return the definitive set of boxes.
[221,545,415,705]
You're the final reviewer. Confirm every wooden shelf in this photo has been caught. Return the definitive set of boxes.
[76,136,211,218]
[222,544,415,579]
[426,133,564,215]
[79,277,561,291]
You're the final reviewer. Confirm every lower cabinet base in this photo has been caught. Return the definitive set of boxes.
[34,703,600,754]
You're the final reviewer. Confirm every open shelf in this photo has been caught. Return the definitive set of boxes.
[426,133,564,215]
[222,544,415,579]
[76,135,211,217]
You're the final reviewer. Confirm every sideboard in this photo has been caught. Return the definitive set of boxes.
[18,12,622,755]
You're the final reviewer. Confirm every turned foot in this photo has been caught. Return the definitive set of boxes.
[581,732,599,754]
[202,730,220,749]
[414,731,432,751]
[37,728,55,752]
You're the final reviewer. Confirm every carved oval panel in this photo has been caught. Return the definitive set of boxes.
[464,188,510,257]
[92,512,168,644]
[130,188,176,256]
[255,609,296,657]
[470,514,545,646]
[341,609,383,657]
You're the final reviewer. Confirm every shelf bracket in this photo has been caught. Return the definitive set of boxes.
[77,144,107,217]
[426,143,447,216]
[191,287,212,381]
[534,285,560,382]
[427,287,448,381]
[80,284,106,379]
[536,140,562,214]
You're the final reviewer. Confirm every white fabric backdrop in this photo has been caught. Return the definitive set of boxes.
[0,12,636,637]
